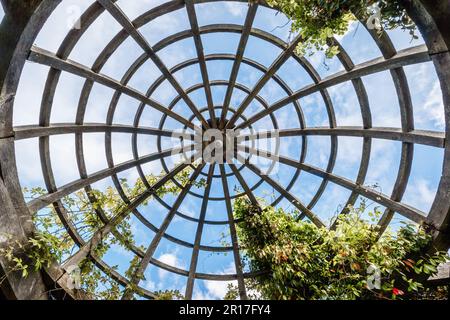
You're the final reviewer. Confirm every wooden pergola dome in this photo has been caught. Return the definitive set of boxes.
[0,0,449,300]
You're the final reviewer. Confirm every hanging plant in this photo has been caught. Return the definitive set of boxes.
[259,0,418,58]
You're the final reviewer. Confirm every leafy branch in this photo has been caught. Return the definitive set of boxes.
[260,0,417,58]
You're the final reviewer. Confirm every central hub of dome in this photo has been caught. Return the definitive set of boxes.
[198,117,236,164]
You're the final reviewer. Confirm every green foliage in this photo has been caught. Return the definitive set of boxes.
[154,290,185,300]
[262,0,417,58]
[1,166,205,300]
[77,258,122,300]
[0,232,59,279]
[4,161,447,301]
[230,198,448,300]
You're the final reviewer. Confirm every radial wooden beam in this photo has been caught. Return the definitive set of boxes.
[238,145,428,224]
[185,164,215,299]
[176,26,338,216]
[226,33,304,129]
[220,2,258,128]
[62,160,194,269]
[238,127,445,148]
[219,164,248,300]
[13,123,195,141]
[234,153,325,227]
[96,0,209,128]
[122,163,205,300]
[185,0,216,127]
[27,144,194,212]
[237,44,430,129]
[28,46,197,131]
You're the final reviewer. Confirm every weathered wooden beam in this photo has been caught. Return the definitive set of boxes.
[122,163,205,300]
[219,164,247,300]
[0,140,48,299]
[427,262,450,286]
[28,46,197,131]
[238,145,428,224]
[239,127,445,148]
[0,0,47,90]
[185,164,215,299]
[27,144,194,212]
[403,0,450,251]
[185,0,216,128]
[97,0,209,129]
[13,123,194,141]
[226,33,304,129]
[238,45,430,129]
[220,2,258,128]
[0,0,52,300]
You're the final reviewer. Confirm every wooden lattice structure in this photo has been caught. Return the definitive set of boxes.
[0,0,449,300]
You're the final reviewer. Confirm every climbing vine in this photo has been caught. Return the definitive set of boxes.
[0,166,206,300]
[225,198,448,300]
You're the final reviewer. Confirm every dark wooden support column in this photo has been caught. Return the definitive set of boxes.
[0,0,43,90]
[0,0,50,300]
[408,0,450,52]
[403,0,450,251]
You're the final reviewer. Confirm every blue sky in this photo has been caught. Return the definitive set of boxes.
[2,1,446,299]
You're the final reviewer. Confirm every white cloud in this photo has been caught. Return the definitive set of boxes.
[403,178,437,212]
[414,179,436,207]
[193,262,237,300]
[142,279,156,292]
[117,0,168,20]
[224,2,245,17]
[177,196,199,219]
[404,62,445,130]
[203,280,233,300]
[335,21,358,42]
[365,139,399,196]
[328,82,363,127]
[157,252,185,280]
[420,81,445,130]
